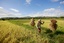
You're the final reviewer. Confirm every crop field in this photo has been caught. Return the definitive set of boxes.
[0,19,64,43]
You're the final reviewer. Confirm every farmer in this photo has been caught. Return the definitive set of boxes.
[30,18,35,26]
[49,19,57,33]
[36,19,44,33]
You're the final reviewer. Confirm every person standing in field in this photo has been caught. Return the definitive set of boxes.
[30,18,35,26]
[36,19,44,33]
[49,19,57,33]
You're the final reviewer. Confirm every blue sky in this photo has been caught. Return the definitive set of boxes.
[0,0,64,17]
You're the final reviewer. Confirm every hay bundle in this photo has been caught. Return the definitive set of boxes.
[49,19,57,32]
[30,18,35,26]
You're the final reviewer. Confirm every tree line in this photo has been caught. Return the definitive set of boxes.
[0,16,64,20]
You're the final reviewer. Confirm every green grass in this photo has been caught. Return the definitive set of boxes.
[0,19,64,43]
[8,19,64,31]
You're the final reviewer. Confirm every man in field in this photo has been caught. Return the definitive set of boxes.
[49,19,57,33]
[30,18,35,26]
[36,19,44,33]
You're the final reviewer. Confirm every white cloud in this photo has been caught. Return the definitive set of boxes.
[42,8,64,17]
[51,0,59,2]
[60,1,64,4]
[10,8,19,13]
[0,7,22,18]
[28,8,64,17]
[26,0,31,4]
[0,7,64,18]
[44,8,55,12]
[0,7,3,9]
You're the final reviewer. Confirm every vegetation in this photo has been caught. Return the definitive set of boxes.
[0,18,64,43]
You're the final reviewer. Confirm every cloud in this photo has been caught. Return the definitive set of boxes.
[44,8,55,12]
[42,8,64,17]
[60,1,64,4]
[0,7,3,9]
[10,8,19,13]
[0,7,22,18]
[28,8,64,17]
[0,7,64,18]
[51,0,59,2]
[26,0,31,4]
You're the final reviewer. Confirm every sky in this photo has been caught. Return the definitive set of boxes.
[0,0,64,17]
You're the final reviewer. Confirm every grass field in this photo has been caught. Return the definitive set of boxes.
[0,19,64,43]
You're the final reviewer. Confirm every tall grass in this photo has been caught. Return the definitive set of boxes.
[0,19,64,43]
